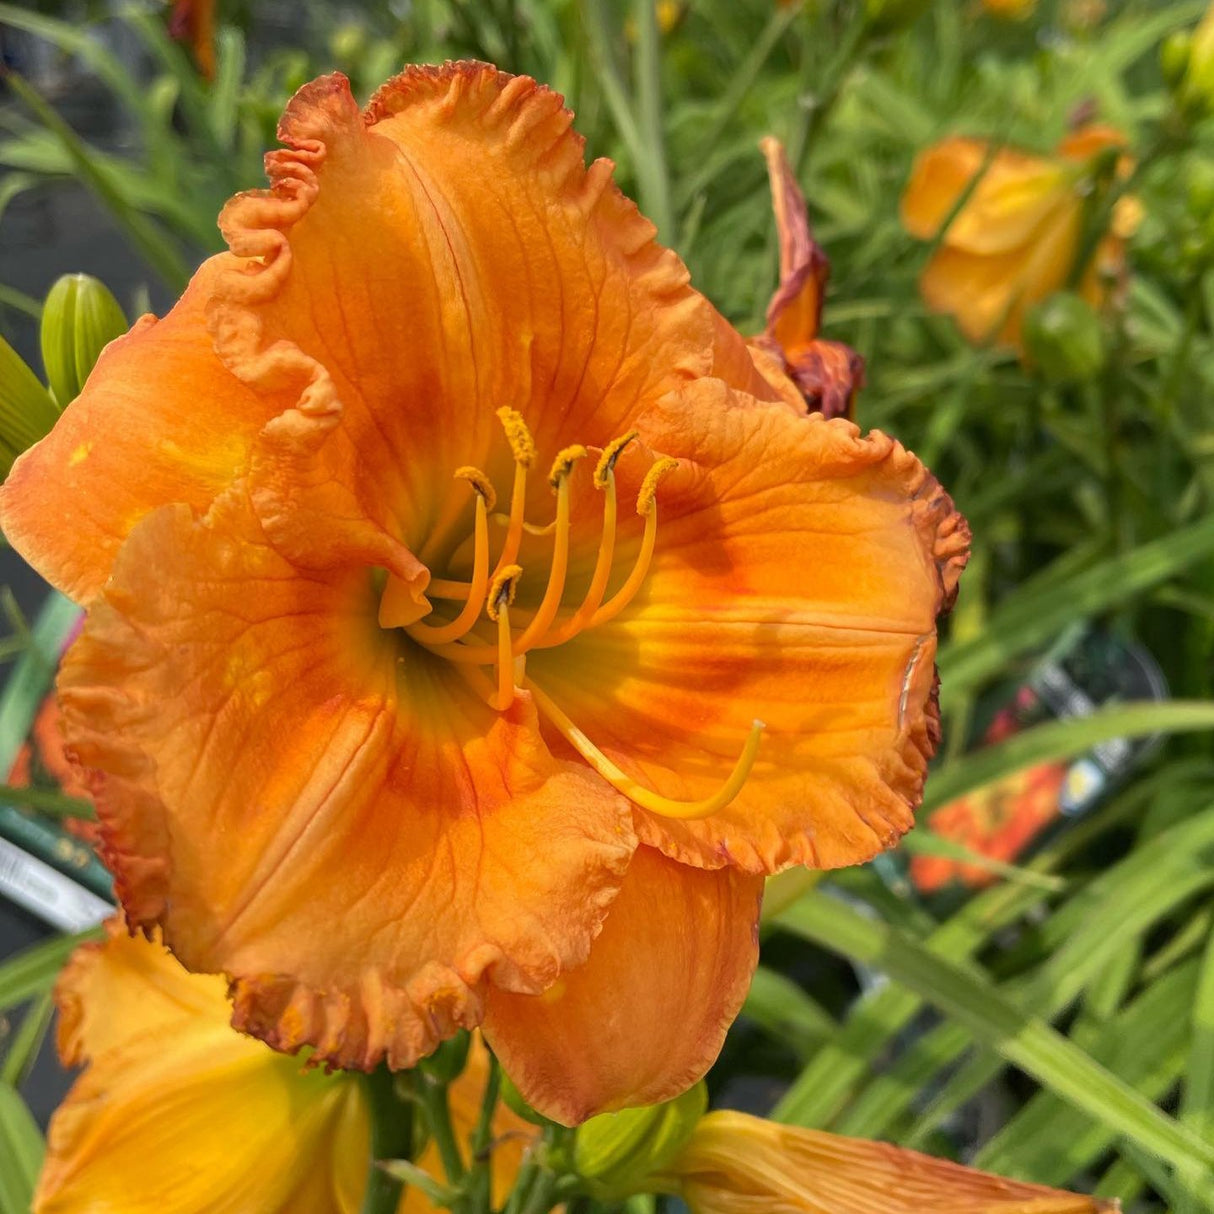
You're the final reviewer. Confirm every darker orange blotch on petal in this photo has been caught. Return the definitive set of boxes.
[528,379,968,875]
[484,845,762,1126]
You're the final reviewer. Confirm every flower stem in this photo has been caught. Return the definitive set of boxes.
[418,1071,468,1191]
[633,0,673,242]
[360,1069,414,1214]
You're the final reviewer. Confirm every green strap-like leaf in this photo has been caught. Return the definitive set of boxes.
[0,1082,43,1214]
[775,889,1214,1200]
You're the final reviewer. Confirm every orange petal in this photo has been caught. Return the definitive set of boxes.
[919,200,1082,349]
[672,1110,1115,1213]
[1056,123,1129,165]
[58,484,634,1071]
[901,137,1071,256]
[483,846,762,1126]
[0,260,272,602]
[526,380,969,873]
[36,923,368,1214]
[207,66,745,557]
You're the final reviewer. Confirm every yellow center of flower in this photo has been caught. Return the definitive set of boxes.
[385,407,763,821]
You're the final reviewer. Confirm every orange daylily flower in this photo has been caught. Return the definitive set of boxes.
[901,125,1140,353]
[0,65,967,1123]
[750,137,864,420]
[35,924,531,1214]
[662,1110,1115,1213]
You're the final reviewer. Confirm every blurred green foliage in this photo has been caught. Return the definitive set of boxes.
[3,1,1214,1210]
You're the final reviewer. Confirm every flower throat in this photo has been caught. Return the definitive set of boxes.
[379,407,763,821]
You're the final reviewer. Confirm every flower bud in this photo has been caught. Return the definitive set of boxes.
[40,274,128,408]
[1021,291,1106,384]
[419,1030,471,1083]
[499,1070,556,1126]
[1161,30,1193,89]
[0,334,59,478]
[574,1082,707,1200]
[1187,158,1214,219]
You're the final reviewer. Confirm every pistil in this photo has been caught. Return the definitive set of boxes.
[526,681,765,821]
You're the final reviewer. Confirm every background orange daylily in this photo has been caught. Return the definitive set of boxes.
[34,925,532,1214]
[901,125,1140,354]
[0,63,966,1126]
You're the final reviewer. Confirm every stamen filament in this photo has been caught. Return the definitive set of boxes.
[494,605,514,709]
[532,472,617,648]
[589,457,678,628]
[486,565,523,710]
[427,578,473,601]
[527,680,765,820]
[406,491,491,645]
[424,456,582,665]
[492,460,529,577]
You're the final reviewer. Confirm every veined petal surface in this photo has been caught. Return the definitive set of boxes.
[0,261,273,602]
[529,380,968,873]
[484,846,762,1126]
[57,484,633,1071]
[208,64,771,567]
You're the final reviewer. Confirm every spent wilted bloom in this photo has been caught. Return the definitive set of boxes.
[901,125,1139,355]
[1,64,967,1123]
[750,136,865,420]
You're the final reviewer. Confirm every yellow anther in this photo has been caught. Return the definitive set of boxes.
[486,564,523,622]
[548,444,588,492]
[637,456,679,517]
[496,407,536,467]
[454,465,497,512]
[593,431,638,488]
[528,681,765,820]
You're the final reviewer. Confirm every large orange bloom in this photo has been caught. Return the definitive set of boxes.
[901,125,1139,353]
[0,65,967,1123]
[35,924,529,1213]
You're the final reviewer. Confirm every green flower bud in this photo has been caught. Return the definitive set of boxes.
[1187,9,1214,112]
[499,1070,555,1127]
[0,333,59,479]
[1161,30,1193,90]
[1022,291,1106,384]
[419,1030,471,1083]
[40,274,128,408]
[573,1083,707,1200]
[1187,158,1214,219]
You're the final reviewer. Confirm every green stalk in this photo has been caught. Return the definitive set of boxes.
[788,13,869,175]
[360,1070,414,1214]
[418,1072,467,1193]
[633,0,672,242]
[464,1052,502,1213]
